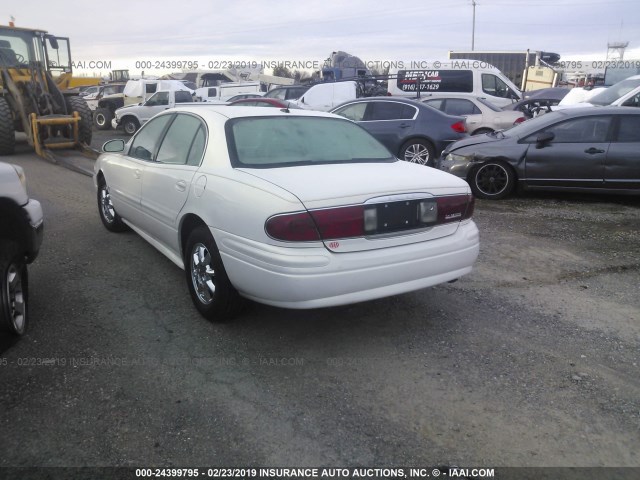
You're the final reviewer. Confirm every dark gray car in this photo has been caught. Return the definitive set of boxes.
[331,97,467,166]
[438,106,640,199]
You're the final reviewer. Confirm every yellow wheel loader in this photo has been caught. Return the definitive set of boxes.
[0,25,94,158]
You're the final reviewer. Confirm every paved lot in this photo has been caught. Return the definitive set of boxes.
[1,129,639,475]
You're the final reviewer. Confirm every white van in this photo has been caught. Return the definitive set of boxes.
[388,60,521,107]
[196,82,262,103]
[292,82,358,111]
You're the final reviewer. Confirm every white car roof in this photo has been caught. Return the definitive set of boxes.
[169,105,340,121]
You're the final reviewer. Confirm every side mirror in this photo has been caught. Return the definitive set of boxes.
[535,131,555,148]
[102,139,125,153]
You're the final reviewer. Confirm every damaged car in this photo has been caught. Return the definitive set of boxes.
[438,107,640,199]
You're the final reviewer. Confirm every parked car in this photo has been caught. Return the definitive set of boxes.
[263,85,310,101]
[587,75,640,107]
[94,106,479,321]
[331,97,467,166]
[225,93,264,102]
[503,87,570,118]
[228,98,300,108]
[0,162,43,335]
[438,107,640,199]
[420,94,525,135]
[113,89,194,134]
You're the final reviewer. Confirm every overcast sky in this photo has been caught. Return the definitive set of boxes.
[3,0,639,75]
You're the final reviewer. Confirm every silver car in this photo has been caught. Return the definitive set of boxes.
[421,93,525,135]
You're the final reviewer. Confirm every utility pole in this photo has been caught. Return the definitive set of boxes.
[471,1,477,51]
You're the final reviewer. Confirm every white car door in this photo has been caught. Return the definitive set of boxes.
[139,113,207,252]
[111,114,175,224]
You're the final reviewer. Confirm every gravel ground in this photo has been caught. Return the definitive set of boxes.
[0,127,638,478]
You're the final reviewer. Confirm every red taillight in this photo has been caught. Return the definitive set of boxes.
[451,120,467,133]
[266,195,474,242]
[265,207,365,241]
[310,206,364,239]
[513,116,526,125]
[436,194,475,224]
[265,211,321,241]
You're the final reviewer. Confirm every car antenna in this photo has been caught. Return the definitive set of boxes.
[280,102,290,113]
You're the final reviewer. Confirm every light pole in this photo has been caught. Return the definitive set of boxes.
[471,0,476,51]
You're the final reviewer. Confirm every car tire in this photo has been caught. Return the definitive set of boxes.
[97,178,128,232]
[0,97,16,156]
[65,96,93,145]
[472,128,493,136]
[0,240,28,336]
[122,117,139,135]
[470,160,516,200]
[93,108,113,130]
[399,139,435,166]
[184,226,242,322]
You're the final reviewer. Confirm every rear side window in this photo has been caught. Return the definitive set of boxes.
[615,115,640,142]
[443,99,481,116]
[227,117,393,167]
[367,102,416,121]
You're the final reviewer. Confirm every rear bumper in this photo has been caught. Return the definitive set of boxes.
[215,221,479,309]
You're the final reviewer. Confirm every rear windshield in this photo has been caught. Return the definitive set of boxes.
[227,116,394,168]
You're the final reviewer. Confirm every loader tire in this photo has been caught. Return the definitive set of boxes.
[0,97,15,156]
[66,96,93,145]
[93,108,113,130]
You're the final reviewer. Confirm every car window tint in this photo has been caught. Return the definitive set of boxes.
[536,116,612,143]
[368,102,415,120]
[621,93,640,108]
[444,99,480,116]
[615,115,640,142]
[129,114,173,161]
[156,114,204,165]
[187,126,206,166]
[228,117,392,167]
[482,74,511,98]
[424,99,444,110]
[175,91,193,103]
[333,103,368,121]
[266,89,286,99]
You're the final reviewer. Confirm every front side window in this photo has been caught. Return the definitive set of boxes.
[482,74,512,98]
[524,116,612,144]
[156,114,206,165]
[146,92,169,106]
[129,114,173,161]
[621,93,640,108]
[265,89,286,100]
[227,117,393,167]
[174,91,193,103]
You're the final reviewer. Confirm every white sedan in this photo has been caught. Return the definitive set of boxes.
[94,106,479,321]
[421,94,526,135]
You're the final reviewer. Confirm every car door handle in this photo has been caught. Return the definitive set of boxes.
[584,147,605,154]
[175,180,187,192]
[134,169,141,179]
[399,123,411,128]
